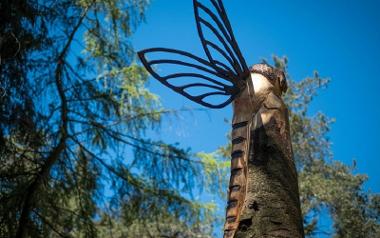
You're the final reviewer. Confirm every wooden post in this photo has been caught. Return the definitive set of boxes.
[225,64,304,238]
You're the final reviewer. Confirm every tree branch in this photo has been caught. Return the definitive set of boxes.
[16,7,90,238]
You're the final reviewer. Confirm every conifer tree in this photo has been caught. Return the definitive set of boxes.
[0,1,214,237]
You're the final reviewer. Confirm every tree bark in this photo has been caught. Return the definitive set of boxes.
[224,64,304,238]
[236,91,304,238]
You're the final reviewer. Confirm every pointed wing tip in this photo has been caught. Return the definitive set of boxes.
[137,50,145,61]
[137,49,152,71]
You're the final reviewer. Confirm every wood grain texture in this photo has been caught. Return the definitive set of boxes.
[224,64,304,238]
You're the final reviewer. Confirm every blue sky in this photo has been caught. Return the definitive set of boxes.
[132,0,380,234]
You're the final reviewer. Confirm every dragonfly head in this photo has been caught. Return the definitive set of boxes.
[249,63,287,97]
[232,63,287,114]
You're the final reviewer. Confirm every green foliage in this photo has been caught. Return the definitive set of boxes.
[202,56,380,237]
[275,55,380,237]
[0,0,214,237]
[197,152,229,198]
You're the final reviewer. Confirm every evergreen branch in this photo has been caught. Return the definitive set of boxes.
[69,136,194,206]
[16,7,90,238]
[68,117,202,164]
[33,210,73,238]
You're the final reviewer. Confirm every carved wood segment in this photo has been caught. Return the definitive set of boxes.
[223,64,304,238]
[223,68,255,238]
[224,120,250,237]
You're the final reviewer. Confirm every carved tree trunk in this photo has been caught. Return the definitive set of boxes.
[224,64,304,238]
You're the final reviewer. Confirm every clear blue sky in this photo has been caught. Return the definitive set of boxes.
[132,0,380,234]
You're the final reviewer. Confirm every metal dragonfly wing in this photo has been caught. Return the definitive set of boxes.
[138,0,249,108]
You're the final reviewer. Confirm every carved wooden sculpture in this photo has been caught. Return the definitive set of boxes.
[138,1,304,237]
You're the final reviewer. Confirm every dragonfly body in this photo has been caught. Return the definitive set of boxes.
[225,65,287,237]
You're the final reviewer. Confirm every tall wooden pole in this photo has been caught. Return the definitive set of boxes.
[225,64,304,238]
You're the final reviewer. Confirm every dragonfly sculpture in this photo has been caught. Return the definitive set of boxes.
[138,0,296,237]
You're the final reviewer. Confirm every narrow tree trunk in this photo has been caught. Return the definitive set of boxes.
[224,64,304,238]
[236,91,304,238]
